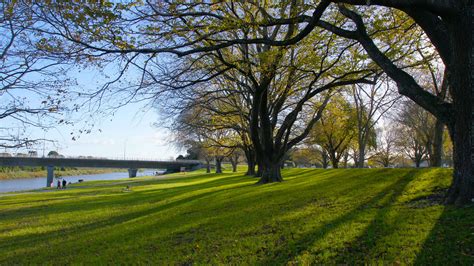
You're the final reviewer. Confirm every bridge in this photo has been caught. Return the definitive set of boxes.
[0,156,202,187]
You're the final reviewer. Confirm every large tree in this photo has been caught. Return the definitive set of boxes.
[29,1,377,183]
[254,1,471,202]
[26,1,474,204]
[319,2,472,204]
[148,3,375,182]
[166,69,257,176]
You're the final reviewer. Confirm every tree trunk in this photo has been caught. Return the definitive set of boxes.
[431,119,444,167]
[249,87,264,178]
[255,154,264,177]
[257,161,283,184]
[256,164,263,177]
[245,150,256,176]
[321,150,329,169]
[322,161,329,169]
[206,159,211,173]
[215,157,223,174]
[343,151,349,168]
[329,152,339,169]
[352,149,359,168]
[445,10,474,205]
[357,143,366,168]
[246,159,256,176]
[207,166,211,173]
[231,161,237,172]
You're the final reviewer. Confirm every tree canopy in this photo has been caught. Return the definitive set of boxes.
[2,1,473,205]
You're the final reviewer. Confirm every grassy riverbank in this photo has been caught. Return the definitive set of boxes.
[0,168,472,264]
[0,168,125,180]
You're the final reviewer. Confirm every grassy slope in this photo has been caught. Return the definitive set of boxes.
[0,168,472,264]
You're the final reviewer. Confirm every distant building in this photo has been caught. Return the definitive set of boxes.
[0,152,11,157]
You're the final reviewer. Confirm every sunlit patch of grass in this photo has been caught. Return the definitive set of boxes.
[0,167,472,264]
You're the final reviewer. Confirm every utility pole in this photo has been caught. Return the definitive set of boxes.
[42,132,46,157]
[123,139,128,160]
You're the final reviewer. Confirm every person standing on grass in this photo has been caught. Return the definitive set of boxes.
[62,179,67,189]
[57,179,61,189]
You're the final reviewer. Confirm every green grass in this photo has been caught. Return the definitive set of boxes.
[0,168,472,264]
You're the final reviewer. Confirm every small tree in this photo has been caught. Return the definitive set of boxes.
[310,95,358,168]
[395,101,436,167]
[371,128,398,168]
[350,78,398,167]
[228,149,243,173]
[47,151,59,157]
[291,147,322,168]
[394,126,428,168]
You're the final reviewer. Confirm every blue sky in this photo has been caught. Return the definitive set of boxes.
[7,101,181,160]
[4,63,182,160]
[46,103,179,160]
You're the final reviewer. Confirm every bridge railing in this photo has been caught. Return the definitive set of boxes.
[0,154,201,164]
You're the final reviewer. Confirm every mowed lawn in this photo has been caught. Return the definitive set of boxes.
[0,168,472,264]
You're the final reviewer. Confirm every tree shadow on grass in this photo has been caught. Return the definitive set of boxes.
[258,169,418,264]
[0,173,253,219]
[263,168,471,265]
[1,168,452,264]
[0,178,258,262]
[0,169,401,263]
[0,174,254,240]
[0,171,238,205]
[329,177,432,264]
[0,168,375,221]
[413,205,474,265]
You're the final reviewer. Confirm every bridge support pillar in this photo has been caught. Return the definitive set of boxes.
[128,168,138,178]
[46,166,54,187]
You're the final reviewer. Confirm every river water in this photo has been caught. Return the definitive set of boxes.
[0,169,164,193]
